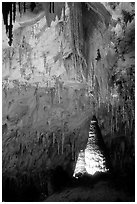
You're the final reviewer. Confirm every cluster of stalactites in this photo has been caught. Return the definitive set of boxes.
[2,3,33,45]
[2,2,16,46]
[2,2,66,46]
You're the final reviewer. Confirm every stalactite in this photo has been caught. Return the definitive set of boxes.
[50,88,55,105]
[107,101,109,112]
[115,110,118,131]
[52,2,55,13]
[55,78,61,104]
[2,3,9,34]
[112,104,114,116]
[52,132,55,145]
[63,3,65,21]
[13,3,16,22]
[19,47,22,66]
[42,134,46,145]
[127,118,130,129]
[61,133,65,154]
[111,117,113,135]
[24,3,26,12]
[49,2,55,14]
[3,84,7,98]
[49,3,52,13]
[47,120,51,131]
[57,141,60,155]
[123,105,125,121]
[18,3,21,14]
[9,49,13,70]
[2,3,13,45]
[3,80,9,99]
[45,133,49,143]
[130,118,133,134]
[98,96,100,108]
[58,84,60,104]
[71,140,75,160]
[43,53,48,74]
[124,125,126,136]
[8,3,13,46]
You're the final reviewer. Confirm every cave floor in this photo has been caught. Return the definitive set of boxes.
[44,172,135,202]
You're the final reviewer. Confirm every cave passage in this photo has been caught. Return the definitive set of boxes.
[74,117,109,177]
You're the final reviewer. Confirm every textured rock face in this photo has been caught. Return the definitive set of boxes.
[90,3,135,174]
[2,5,93,199]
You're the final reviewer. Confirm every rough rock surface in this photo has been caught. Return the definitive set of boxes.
[2,5,93,200]
[45,180,134,202]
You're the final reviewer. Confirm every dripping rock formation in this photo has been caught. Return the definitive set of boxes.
[2,2,135,201]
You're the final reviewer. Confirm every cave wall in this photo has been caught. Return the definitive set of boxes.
[85,2,135,174]
[2,4,93,199]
